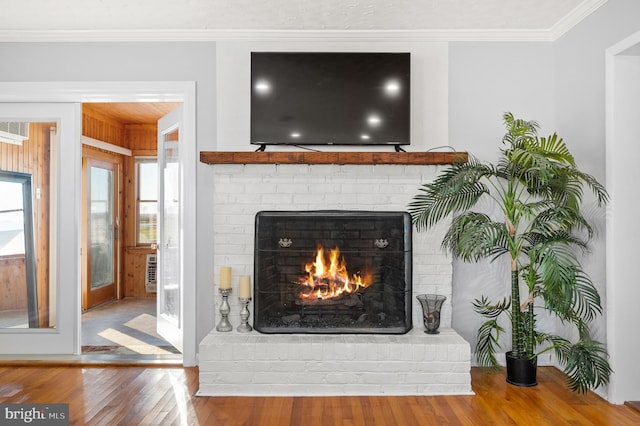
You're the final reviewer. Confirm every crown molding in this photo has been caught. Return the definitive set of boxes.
[549,0,609,40]
[0,28,556,43]
[0,1,608,44]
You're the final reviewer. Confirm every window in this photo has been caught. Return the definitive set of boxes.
[136,157,158,245]
[0,178,27,256]
[0,170,38,328]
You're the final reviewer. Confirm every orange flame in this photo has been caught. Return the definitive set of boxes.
[298,246,370,301]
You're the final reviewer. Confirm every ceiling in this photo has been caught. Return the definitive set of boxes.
[0,0,606,38]
[83,102,181,125]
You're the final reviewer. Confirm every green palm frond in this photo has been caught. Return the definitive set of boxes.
[524,230,588,254]
[544,170,584,207]
[526,133,575,166]
[408,159,494,231]
[472,296,510,319]
[443,213,509,262]
[502,112,539,147]
[570,168,610,207]
[533,331,571,364]
[563,340,612,393]
[529,205,592,238]
[571,271,603,322]
[515,199,555,220]
[475,319,505,369]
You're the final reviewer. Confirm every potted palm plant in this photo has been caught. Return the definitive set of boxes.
[408,113,612,392]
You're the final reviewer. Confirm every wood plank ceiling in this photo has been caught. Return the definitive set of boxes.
[83,102,181,125]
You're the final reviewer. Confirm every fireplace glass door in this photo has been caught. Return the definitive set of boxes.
[253,211,412,334]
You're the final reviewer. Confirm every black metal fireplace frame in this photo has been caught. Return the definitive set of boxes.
[253,210,413,334]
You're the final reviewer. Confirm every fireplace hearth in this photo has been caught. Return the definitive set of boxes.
[254,210,412,334]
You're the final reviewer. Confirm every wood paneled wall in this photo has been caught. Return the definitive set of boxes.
[0,123,51,326]
[122,126,158,297]
[126,124,158,151]
[123,247,157,297]
[122,153,157,297]
[0,258,27,310]
[82,108,126,148]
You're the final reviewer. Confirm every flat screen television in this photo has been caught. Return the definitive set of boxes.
[250,52,410,148]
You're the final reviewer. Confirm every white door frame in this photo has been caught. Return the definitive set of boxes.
[0,82,197,366]
[605,31,640,404]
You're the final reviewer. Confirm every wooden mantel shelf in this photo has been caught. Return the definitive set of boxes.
[199,151,468,165]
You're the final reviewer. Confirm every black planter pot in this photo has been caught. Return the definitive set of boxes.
[505,351,538,387]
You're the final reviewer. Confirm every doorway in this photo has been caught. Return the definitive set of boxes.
[606,32,640,405]
[80,101,181,358]
[0,81,197,366]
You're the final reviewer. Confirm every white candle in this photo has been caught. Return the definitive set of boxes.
[220,266,232,289]
[239,275,252,299]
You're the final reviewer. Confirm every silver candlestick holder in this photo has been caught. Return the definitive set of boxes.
[216,287,233,332]
[237,298,253,333]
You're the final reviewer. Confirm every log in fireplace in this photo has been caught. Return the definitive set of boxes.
[253,210,412,334]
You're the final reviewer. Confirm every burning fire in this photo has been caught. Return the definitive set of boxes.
[298,246,371,301]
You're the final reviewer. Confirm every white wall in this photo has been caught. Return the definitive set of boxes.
[607,51,640,403]
[554,0,640,401]
[448,42,556,163]
[216,41,448,152]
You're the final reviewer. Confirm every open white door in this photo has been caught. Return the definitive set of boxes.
[0,103,80,354]
[157,105,183,352]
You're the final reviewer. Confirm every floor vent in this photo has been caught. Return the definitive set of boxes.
[145,254,157,293]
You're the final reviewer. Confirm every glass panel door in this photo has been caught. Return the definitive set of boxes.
[157,106,183,352]
[0,171,37,328]
[90,165,114,288]
[0,103,79,354]
[82,158,117,310]
[161,131,180,325]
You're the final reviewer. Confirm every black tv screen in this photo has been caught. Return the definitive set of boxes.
[250,52,410,147]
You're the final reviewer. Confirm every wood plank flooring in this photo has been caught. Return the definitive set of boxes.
[0,365,638,425]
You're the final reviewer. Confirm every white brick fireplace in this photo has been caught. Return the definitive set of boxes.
[198,162,472,396]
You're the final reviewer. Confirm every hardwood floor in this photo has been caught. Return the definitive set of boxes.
[0,365,638,425]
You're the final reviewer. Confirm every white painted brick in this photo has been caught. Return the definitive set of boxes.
[278,164,313,176]
[343,383,382,394]
[216,371,255,384]
[200,164,469,396]
[285,372,327,384]
[380,384,419,395]
[275,183,310,194]
[326,372,360,384]
[360,372,400,384]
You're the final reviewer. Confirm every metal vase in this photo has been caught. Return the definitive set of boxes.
[417,294,446,334]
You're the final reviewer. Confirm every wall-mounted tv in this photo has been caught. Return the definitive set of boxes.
[250,52,410,149]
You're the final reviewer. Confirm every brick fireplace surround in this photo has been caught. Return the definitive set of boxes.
[198,152,472,396]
